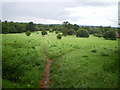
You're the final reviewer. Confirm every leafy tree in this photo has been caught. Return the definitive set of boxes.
[73,24,79,31]
[26,22,36,31]
[2,23,8,34]
[62,28,68,36]
[76,29,89,38]
[49,29,54,33]
[62,21,70,28]
[16,24,26,33]
[118,28,120,34]
[39,27,43,31]
[67,29,75,35]
[41,30,47,36]
[26,30,31,36]
[103,30,116,40]
[55,30,59,34]
[57,34,62,39]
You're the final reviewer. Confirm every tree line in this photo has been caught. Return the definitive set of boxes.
[2,20,119,40]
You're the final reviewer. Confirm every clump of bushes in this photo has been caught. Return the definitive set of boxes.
[57,34,62,39]
[67,29,75,35]
[76,29,89,38]
[91,49,97,53]
[41,30,47,36]
[26,30,31,36]
[103,30,116,40]
[93,33,103,38]
[49,29,54,33]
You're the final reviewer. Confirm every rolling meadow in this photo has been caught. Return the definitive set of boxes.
[2,31,118,88]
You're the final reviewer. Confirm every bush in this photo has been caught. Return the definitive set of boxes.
[49,29,54,33]
[55,30,59,34]
[41,30,47,36]
[76,29,89,38]
[93,33,103,38]
[67,29,75,35]
[57,34,62,39]
[103,30,116,40]
[26,30,31,36]
[91,49,97,53]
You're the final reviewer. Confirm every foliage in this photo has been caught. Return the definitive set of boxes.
[49,29,54,33]
[76,29,89,38]
[118,28,120,34]
[91,49,97,53]
[103,30,116,40]
[25,30,31,36]
[55,30,59,34]
[26,22,36,32]
[57,34,62,39]
[67,29,75,35]
[41,30,47,36]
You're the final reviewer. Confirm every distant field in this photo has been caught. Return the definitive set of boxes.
[2,32,118,88]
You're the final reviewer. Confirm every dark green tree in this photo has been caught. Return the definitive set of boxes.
[67,29,75,35]
[2,22,8,34]
[57,34,62,39]
[26,22,36,31]
[76,29,89,38]
[41,30,47,36]
[103,30,116,40]
[55,30,59,34]
[26,30,31,36]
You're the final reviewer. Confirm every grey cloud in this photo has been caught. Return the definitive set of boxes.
[2,2,71,21]
[2,0,118,26]
[2,1,116,21]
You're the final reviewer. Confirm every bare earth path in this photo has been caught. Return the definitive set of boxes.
[39,37,53,88]
[40,56,52,88]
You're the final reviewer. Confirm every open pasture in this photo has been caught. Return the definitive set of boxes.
[2,32,118,88]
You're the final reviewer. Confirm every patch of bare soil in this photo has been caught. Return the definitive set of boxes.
[40,56,52,88]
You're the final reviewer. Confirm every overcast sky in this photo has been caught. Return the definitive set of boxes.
[1,0,120,27]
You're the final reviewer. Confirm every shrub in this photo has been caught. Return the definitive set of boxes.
[67,29,75,35]
[49,29,54,33]
[41,30,47,36]
[103,30,116,40]
[57,34,62,39]
[93,33,103,38]
[55,30,59,34]
[91,49,97,53]
[76,29,89,38]
[26,30,31,36]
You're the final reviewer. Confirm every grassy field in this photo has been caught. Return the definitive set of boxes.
[2,32,46,88]
[2,32,118,88]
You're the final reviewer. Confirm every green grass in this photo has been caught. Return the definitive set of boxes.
[2,33,46,88]
[44,33,118,88]
[2,32,118,88]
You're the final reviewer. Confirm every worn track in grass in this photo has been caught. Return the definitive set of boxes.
[40,56,52,88]
[40,38,53,88]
